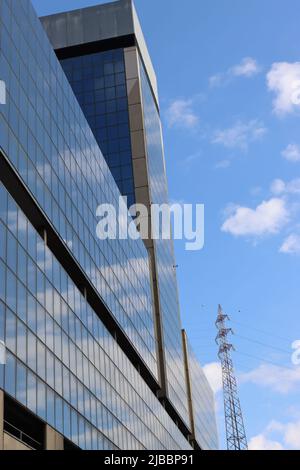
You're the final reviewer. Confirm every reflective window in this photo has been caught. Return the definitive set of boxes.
[187,341,219,450]
[61,49,136,207]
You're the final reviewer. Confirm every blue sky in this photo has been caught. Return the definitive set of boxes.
[33,0,300,450]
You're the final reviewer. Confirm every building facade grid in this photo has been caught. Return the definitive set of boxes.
[0,0,157,379]
[0,180,191,450]
[60,49,136,208]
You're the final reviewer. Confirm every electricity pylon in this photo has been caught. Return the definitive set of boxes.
[215,305,248,450]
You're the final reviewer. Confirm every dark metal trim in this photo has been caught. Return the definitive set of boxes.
[55,34,135,60]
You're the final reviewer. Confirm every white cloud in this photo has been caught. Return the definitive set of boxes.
[250,186,263,196]
[165,99,199,129]
[212,120,267,150]
[271,178,300,195]
[179,152,202,172]
[267,62,300,116]
[203,362,223,394]
[209,74,223,88]
[248,434,283,450]
[279,420,300,448]
[282,144,300,162]
[184,152,201,165]
[283,178,300,193]
[214,159,231,169]
[249,418,300,450]
[221,198,289,237]
[285,405,300,419]
[231,57,261,77]
[270,179,287,195]
[240,364,300,394]
[209,57,260,87]
[267,420,300,448]
[280,234,300,255]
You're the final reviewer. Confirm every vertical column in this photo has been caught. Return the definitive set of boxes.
[124,47,168,395]
[124,46,151,243]
[45,425,64,450]
[182,330,195,443]
[0,390,4,450]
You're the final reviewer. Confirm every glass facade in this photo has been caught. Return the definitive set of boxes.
[0,0,218,451]
[0,0,194,450]
[187,342,219,450]
[0,181,191,450]
[139,59,189,426]
[60,50,136,208]
[0,0,157,380]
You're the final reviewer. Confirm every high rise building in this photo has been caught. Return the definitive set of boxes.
[0,0,218,450]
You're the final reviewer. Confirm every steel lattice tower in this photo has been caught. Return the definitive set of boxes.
[215,305,248,450]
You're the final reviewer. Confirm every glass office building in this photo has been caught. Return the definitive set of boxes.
[42,0,190,430]
[60,49,136,208]
[0,0,218,450]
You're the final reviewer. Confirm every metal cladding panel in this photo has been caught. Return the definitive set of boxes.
[40,1,134,48]
[131,1,158,104]
[41,14,69,49]
[40,0,159,106]
[66,9,85,45]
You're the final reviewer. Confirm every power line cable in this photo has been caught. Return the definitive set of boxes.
[234,333,291,355]
[230,319,292,344]
[190,333,291,355]
[235,350,295,371]
[190,323,292,347]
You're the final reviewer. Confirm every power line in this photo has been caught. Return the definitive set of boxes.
[192,311,293,344]
[230,319,292,344]
[190,333,291,354]
[191,322,292,345]
[234,333,291,356]
[193,311,295,378]
[235,351,295,371]
[190,325,292,354]
[195,340,294,367]
[191,333,291,355]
